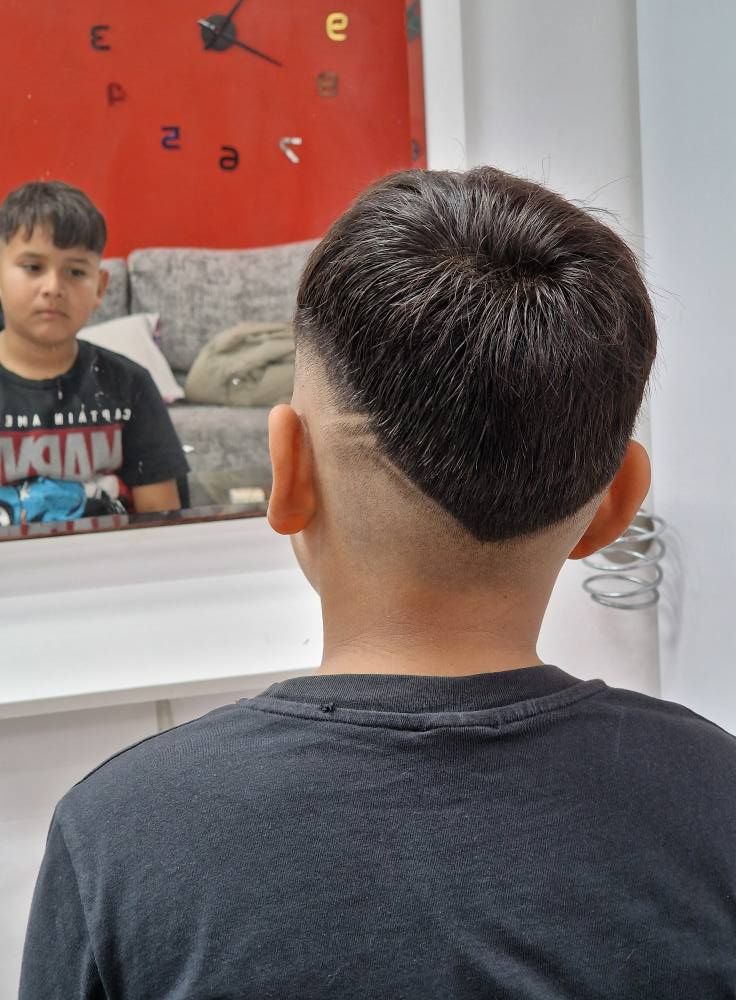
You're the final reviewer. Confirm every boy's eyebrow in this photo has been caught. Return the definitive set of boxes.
[15,251,93,264]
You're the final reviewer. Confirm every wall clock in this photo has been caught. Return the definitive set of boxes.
[0,0,426,256]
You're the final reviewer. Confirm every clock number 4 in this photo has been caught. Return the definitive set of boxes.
[161,126,182,150]
[90,25,111,50]
[107,83,127,106]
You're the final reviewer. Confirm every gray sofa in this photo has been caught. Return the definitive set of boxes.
[91,240,317,507]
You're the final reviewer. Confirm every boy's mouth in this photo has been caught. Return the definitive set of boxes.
[35,308,67,318]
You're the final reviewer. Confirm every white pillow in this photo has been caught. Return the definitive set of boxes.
[79,313,185,403]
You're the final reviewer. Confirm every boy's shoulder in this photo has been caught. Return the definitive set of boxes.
[604,682,733,732]
[0,340,156,387]
[56,701,253,825]
[50,680,736,883]
[596,683,736,775]
[0,339,150,390]
[77,698,251,773]
[62,680,736,801]
[76,338,154,384]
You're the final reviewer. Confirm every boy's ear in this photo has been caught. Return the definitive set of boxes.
[267,403,317,535]
[568,441,651,560]
[95,266,109,306]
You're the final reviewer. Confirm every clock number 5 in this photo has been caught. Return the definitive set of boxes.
[161,126,182,150]
[219,146,240,171]
[90,25,111,51]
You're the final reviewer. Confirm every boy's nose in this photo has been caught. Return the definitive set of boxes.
[41,272,64,297]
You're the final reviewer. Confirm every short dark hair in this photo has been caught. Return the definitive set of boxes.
[0,180,106,255]
[296,166,657,543]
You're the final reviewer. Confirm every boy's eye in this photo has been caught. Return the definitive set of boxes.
[70,269,87,278]
[21,263,41,273]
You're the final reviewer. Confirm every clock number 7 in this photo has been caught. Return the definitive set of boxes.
[161,126,182,150]
[219,146,240,171]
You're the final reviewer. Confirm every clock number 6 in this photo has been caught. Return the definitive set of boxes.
[219,146,240,171]
[161,126,182,150]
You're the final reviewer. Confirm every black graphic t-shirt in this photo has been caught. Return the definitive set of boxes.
[19,668,736,999]
[0,341,188,524]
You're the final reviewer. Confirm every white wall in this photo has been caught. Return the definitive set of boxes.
[421,0,466,170]
[424,0,659,696]
[461,0,644,238]
[637,1,736,733]
[1,704,157,997]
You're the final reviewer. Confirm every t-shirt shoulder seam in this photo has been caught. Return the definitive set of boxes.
[604,685,736,740]
[70,715,209,786]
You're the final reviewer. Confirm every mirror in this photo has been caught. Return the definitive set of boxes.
[0,0,426,540]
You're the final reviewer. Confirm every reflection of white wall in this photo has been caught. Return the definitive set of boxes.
[423,0,659,697]
[637,2,736,733]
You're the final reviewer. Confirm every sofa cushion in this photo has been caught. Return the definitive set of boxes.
[128,241,317,373]
[90,258,129,324]
[167,403,272,506]
[185,321,294,407]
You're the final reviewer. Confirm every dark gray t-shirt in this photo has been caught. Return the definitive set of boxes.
[20,666,736,998]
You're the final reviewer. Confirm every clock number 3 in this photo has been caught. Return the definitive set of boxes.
[325,13,348,41]
[90,25,111,51]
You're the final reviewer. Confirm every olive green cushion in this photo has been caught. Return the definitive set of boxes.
[185,321,295,407]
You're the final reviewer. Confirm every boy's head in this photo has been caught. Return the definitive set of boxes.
[0,181,108,351]
[269,166,656,594]
[0,180,107,255]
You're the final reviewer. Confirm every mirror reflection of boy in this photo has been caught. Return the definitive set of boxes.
[20,169,736,997]
[0,180,187,525]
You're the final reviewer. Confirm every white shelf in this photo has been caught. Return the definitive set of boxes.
[0,517,323,719]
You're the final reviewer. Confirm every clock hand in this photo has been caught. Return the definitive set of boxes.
[203,0,246,49]
[198,19,282,65]
[227,35,282,66]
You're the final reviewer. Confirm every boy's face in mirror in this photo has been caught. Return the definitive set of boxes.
[0,225,107,350]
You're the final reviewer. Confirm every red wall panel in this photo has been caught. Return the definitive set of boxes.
[0,1,426,256]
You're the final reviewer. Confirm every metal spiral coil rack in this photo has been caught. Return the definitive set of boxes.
[582,510,666,610]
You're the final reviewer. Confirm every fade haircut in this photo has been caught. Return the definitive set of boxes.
[295,167,657,543]
[0,180,106,255]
